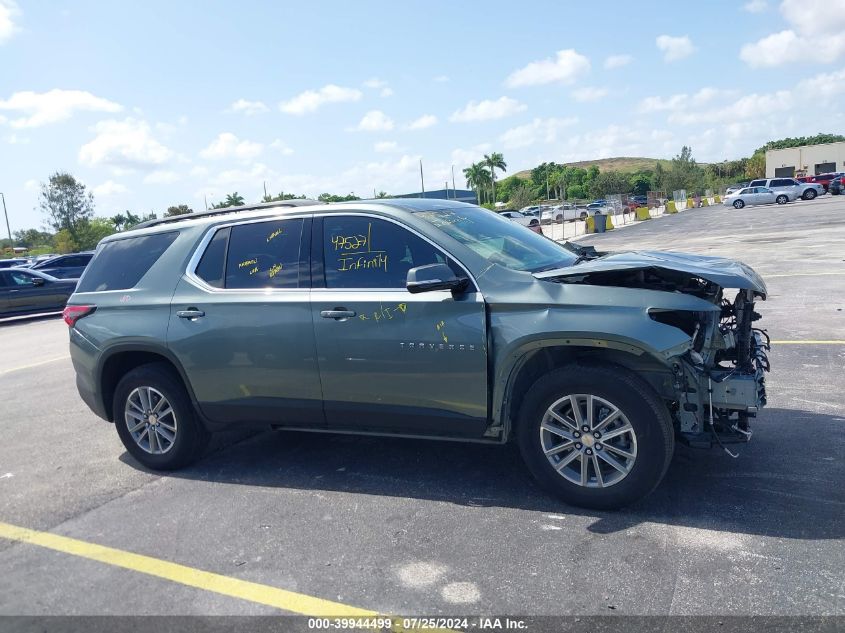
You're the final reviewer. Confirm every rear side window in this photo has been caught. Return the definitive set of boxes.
[195,227,230,289]
[749,180,765,187]
[224,218,304,289]
[76,232,179,292]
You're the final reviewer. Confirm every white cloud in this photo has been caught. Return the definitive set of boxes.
[199,132,263,161]
[0,1,20,44]
[3,133,28,144]
[79,118,172,169]
[604,54,632,69]
[639,87,729,113]
[656,35,695,62]
[374,141,400,153]
[0,89,122,128]
[740,0,845,67]
[433,75,450,83]
[505,49,591,87]
[572,87,608,102]
[24,178,38,191]
[743,0,768,12]
[450,97,527,122]
[92,180,128,198]
[270,139,294,155]
[362,78,393,98]
[353,110,395,132]
[499,117,579,149]
[143,170,180,185]
[279,84,362,115]
[407,114,438,130]
[228,99,269,115]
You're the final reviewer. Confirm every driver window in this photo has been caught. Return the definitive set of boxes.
[9,271,36,285]
[323,216,446,289]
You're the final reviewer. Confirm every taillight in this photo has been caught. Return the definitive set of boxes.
[63,305,96,327]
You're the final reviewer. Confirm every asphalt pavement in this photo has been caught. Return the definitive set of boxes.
[0,194,843,617]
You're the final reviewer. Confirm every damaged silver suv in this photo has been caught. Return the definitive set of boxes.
[65,199,769,509]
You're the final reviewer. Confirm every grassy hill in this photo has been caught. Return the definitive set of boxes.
[513,156,675,179]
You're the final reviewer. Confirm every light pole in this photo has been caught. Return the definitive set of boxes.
[1,193,12,251]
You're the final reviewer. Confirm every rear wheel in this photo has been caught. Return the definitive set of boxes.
[579,212,588,220]
[516,364,674,510]
[803,189,817,200]
[113,363,209,470]
[555,214,563,224]
[733,199,745,209]
[776,195,788,204]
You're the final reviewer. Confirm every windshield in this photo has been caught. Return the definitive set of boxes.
[415,206,578,272]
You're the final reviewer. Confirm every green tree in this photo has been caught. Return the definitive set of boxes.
[212,192,245,208]
[745,151,766,179]
[484,152,507,203]
[629,171,654,196]
[166,204,193,216]
[463,162,492,204]
[566,184,587,200]
[110,210,141,232]
[509,184,534,210]
[13,228,53,249]
[317,193,360,202]
[496,175,522,202]
[262,191,307,202]
[589,170,633,198]
[375,191,390,198]
[39,172,94,240]
[76,218,116,250]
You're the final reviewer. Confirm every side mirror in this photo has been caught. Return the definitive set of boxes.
[32,277,46,286]
[406,263,468,294]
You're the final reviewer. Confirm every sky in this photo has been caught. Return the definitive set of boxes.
[1,0,844,231]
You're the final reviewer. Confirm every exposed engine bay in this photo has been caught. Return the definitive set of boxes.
[540,244,771,454]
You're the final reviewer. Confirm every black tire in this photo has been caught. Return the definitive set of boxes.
[776,195,788,205]
[113,362,210,470]
[803,189,817,200]
[529,219,539,227]
[579,212,587,220]
[516,363,674,510]
[733,199,745,209]
[555,214,563,224]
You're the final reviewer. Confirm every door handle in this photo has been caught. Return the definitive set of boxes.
[321,308,356,320]
[176,309,205,319]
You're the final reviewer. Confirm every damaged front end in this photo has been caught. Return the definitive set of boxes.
[659,288,770,452]
[536,249,771,452]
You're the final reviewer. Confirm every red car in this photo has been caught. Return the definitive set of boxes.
[797,173,844,192]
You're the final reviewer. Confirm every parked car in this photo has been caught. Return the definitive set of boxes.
[0,268,77,318]
[541,204,580,224]
[29,252,94,279]
[723,186,794,209]
[0,258,30,269]
[797,173,843,192]
[498,210,539,227]
[724,183,750,196]
[748,178,823,200]
[64,198,769,510]
[829,177,843,195]
[630,195,648,206]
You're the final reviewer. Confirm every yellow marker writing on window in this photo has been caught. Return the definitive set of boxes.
[267,228,284,242]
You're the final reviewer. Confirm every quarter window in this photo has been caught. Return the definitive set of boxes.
[322,216,446,289]
[76,232,179,292]
[224,219,304,289]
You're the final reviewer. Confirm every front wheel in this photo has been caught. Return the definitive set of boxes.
[516,364,674,510]
[776,195,788,204]
[113,362,210,470]
[803,189,817,200]
[733,199,745,209]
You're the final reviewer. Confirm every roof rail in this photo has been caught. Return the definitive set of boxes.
[131,199,321,231]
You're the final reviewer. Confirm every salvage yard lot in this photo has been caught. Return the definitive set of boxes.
[1,196,843,616]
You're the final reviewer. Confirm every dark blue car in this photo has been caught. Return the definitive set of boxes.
[30,252,94,279]
[0,268,77,318]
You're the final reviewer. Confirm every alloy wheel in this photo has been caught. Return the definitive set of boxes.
[539,394,637,488]
[124,386,178,455]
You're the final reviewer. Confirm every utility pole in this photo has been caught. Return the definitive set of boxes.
[204,195,208,211]
[419,159,425,198]
[1,193,12,250]
[546,165,550,200]
[451,164,456,194]
[445,181,449,199]
[263,181,268,200]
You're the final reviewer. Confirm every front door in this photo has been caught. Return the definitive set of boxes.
[311,214,489,438]
[168,216,324,428]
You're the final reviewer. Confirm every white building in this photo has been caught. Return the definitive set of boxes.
[766,141,845,178]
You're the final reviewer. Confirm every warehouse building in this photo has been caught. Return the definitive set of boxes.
[766,141,845,178]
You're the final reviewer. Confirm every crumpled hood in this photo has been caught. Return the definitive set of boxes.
[534,250,767,298]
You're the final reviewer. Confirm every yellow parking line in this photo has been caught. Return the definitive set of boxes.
[0,355,70,375]
[765,272,845,278]
[0,521,376,616]
[770,340,845,345]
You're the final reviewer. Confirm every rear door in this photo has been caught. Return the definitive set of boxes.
[311,213,488,438]
[3,270,62,313]
[168,216,324,428]
[0,272,11,315]
[756,187,775,204]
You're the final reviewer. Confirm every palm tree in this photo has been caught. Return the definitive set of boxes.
[225,192,245,207]
[463,162,491,204]
[110,214,126,232]
[484,152,507,203]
